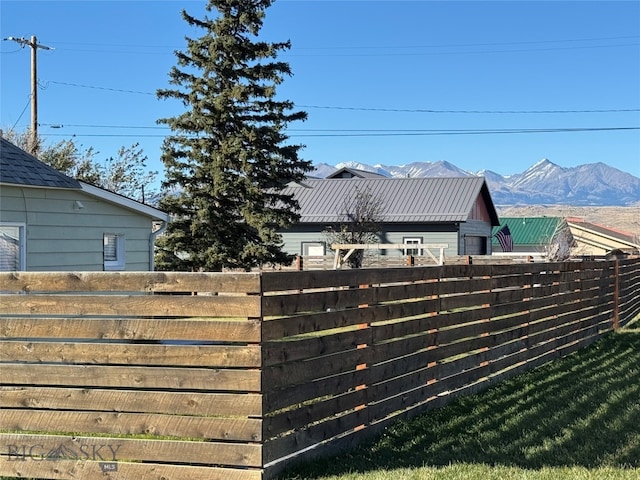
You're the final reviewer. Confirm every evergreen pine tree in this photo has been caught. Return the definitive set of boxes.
[156,0,311,271]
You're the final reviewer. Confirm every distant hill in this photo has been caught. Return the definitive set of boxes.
[311,159,640,206]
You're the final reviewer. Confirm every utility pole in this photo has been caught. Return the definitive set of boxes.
[3,36,53,156]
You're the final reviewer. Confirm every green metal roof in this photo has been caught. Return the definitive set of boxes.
[492,217,565,246]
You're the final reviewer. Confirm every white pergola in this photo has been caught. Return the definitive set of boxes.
[331,243,449,269]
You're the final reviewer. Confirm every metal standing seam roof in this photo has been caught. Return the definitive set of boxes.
[283,176,499,224]
[492,217,566,246]
[0,137,81,189]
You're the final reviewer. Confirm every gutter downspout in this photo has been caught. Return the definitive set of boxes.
[149,220,168,271]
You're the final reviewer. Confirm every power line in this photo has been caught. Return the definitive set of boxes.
[48,81,154,96]
[28,35,640,57]
[288,127,640,137]
[286,42,640,58]
[298,105,640,114]
[45,80,640,115]
[40,126,640,139]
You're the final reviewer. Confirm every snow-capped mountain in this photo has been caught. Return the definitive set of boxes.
[310,159,640,206]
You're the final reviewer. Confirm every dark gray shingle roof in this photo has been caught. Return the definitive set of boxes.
[284,176,500,225]
[0,137,81,189]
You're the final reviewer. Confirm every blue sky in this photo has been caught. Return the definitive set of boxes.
[1,0,639,186]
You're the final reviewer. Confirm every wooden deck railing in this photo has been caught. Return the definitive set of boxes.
[0,258,638,480]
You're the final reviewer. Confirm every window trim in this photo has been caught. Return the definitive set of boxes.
[403,237,423,256]
[302,241,326,257]
[0,222,26,271]
[103,233,125,271]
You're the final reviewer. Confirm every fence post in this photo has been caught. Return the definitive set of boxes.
[613,259,620,330]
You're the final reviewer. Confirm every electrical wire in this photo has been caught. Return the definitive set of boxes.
[46,80,640,115]
[39,126,640,139]
[10,96,31,131]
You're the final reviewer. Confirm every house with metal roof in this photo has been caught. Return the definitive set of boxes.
[491,217,575,260]
[0,137,169,271]
[279,176,500,260]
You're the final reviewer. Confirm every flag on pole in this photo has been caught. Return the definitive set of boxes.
[495,225,513,252]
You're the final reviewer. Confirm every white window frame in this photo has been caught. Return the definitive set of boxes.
[0,223,26,271]
[302,241,326,257]
[103,233,125,271]
[403,237,422,256]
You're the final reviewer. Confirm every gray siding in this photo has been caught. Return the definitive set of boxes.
[0,185,155,271]
[281,223,461,258]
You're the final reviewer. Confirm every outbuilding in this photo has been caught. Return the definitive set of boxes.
[279,175,501,261]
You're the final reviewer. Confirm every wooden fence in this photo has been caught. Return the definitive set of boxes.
[0,257,638,480]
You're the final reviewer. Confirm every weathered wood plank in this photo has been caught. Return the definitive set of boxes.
[264,387,368,439]
[263,369,368,413]
[1,364,261,391]
[369,347,437,385]
[0,271,262,294]
[369,311,439,344]
[261,267,441,292]
[371,331,437,365]
[439,291,492,311]
[262,288,378,316]
[263,347,371,389]
[0,387,262,416]
[0,317,261,342]
[263,407,368,464]
[368,376,441,424]
[0,294,261,317]
[262,310,369,342]
[263,328,371,366]
[0,433,262,467]
[0,459,262,480]
[0,409,262,442]
[0,341,261,367]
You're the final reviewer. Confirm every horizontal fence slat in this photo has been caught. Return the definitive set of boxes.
[0,433,261,468]
[0,271,262,294]
[0,317,261,342]
[0,409,262,442]
[263,328,370,366]
[263,348,370,389]
[1,364,261,391]
[0,294,261,318]
[0,341,261,367]
[0,459,262,480]
[0,387,262,417]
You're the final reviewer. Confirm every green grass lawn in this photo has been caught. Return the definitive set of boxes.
[278,324,640,480]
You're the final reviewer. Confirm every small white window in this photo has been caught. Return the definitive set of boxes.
[103,233,125,270]
[403,237,422,256]
[0,223,26,271]
[303,242,325,257]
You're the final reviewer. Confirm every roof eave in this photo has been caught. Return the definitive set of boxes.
[80,182,170,222]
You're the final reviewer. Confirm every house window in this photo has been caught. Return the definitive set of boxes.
[302,242,326,257]
[104,233,125,270]
[403,237,422,256]
[0,224,25,271]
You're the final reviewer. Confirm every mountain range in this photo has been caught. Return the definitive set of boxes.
[311,159,640,206]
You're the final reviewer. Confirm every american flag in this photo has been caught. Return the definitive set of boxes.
[495,225,513,252]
